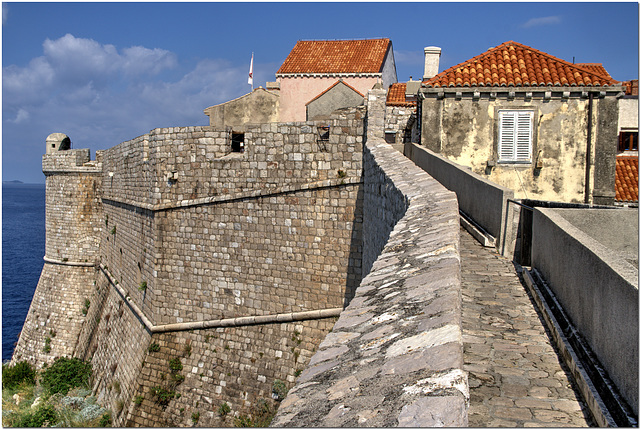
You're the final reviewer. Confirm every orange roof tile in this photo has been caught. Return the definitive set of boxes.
[277,39,391,75]
[386,83,417,107]
[615,155,639,202]
[574,63,615,81]
[424,41,618,88]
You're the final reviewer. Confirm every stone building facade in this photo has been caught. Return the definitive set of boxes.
[419,41,624,205]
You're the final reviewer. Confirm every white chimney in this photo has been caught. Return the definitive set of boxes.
[423,46,441,80]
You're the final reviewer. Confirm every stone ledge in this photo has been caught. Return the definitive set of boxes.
[272,139,467,427]
[99,264,344,334]
[101,176,363,212]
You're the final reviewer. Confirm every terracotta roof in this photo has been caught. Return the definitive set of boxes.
[575,63,614,81]
[277,39,391,75]
[615,155,639,202]
[424,41,618,88]
[305,80,364,106]
[386,83,417,107]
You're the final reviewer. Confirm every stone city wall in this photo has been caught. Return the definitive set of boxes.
[384,105,415,144]
[272,137,466,427]
[91,108,366,425]
[13,150,103,368]
[15,106,368,427]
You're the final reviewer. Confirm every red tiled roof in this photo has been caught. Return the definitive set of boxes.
[424,41,618,88]
[305,80,364,106]
[575,63,614,81]
[615,155,639,202]
[386,83,417,107]
[277,39,391,75]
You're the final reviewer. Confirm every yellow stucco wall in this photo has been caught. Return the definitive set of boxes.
[422,96,605,203]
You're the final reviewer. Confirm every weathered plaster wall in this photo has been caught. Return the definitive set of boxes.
[420,90,621,203]
[203,88,280,130]
[307,82,364,121]
[531,208,638,414]
[277,77,380,122]
[592,97,619,205]
[618,97,639,132]
[380,47,398,90]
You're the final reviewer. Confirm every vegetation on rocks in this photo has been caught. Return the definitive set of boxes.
[2,359,110,427]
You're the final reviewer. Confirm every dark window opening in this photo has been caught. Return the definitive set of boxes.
[317,126,330,141]
[317,126,330,152]
[618,131,638,152]
[385,132,396,144]
[231,132,244,153]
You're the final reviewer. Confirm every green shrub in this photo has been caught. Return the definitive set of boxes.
[11,403,58,427]
[251,398,276,427]
[40,356,92,396]
[168,357,182,372]
[2,361,36,389]
[272,379,288,401]
[191,411,200,425]
[151,386,175,408]
[133,395,144,406]
[234,415,253,427]
[218,401,231,416]
[99,411,112,427]
[148,342,160,353]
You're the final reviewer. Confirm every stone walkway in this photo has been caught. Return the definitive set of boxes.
[460,227,596,427]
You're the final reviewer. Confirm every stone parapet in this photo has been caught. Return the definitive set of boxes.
[42,148,100,173]
[272,139,466,427]
[100,109,365,209]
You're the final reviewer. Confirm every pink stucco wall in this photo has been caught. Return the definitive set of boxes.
[277,76,381,122]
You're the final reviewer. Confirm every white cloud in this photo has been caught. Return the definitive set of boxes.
[9,108,30,124]
[37,34,177,88]
[2,33,251,176]
[521,16,561,28]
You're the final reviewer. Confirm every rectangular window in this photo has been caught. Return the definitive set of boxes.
[618,131,638,152]
[498,110,533,163]
[231,132,244,152]
[385,132,397,144]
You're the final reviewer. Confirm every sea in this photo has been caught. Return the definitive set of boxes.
[2,182,46,362]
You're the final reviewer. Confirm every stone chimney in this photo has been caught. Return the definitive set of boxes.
[423,46,441,80]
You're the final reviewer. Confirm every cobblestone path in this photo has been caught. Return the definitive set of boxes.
[460,227,595,427]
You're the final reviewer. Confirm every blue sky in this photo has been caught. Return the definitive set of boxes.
[2,2,638,183]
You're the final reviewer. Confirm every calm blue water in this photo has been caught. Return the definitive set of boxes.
[2,183,46,362]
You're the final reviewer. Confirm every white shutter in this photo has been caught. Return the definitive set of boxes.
[499,110,532,162]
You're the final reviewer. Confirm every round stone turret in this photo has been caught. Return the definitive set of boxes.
[46,133,71,154]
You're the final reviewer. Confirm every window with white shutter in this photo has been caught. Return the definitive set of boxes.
[498,110,533,163]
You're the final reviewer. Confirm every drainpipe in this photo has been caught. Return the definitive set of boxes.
[584,92,593,204]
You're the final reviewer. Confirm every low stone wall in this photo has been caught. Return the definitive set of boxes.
[272,138,466,426]
[405,142,514,253]
[531,208,639,415]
